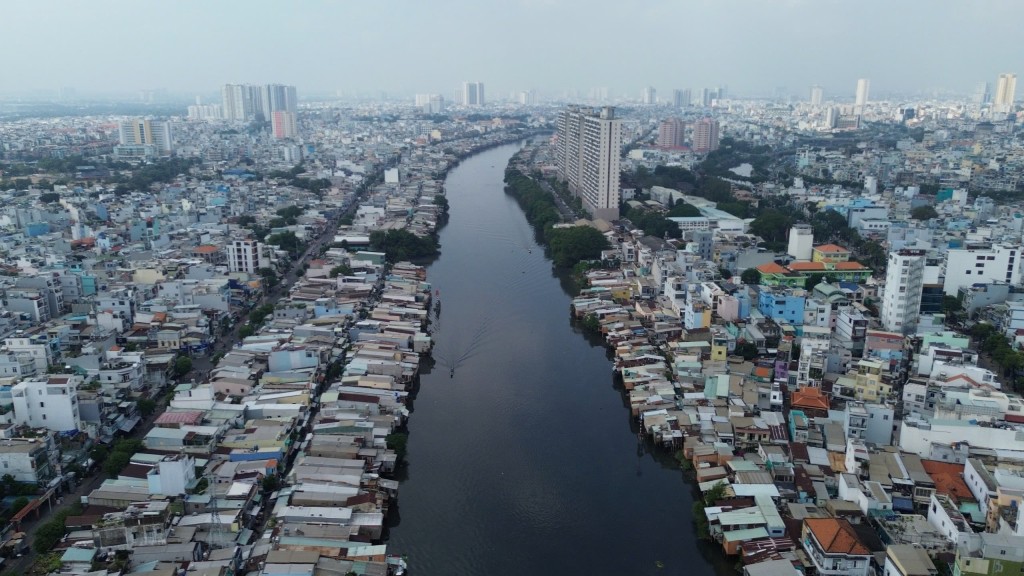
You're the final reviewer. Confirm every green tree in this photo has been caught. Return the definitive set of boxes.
[174,356,193,377]
[238,325,255,339]
[137,398,157,417]
[740,268,761,285]
[258,267,279,289]
[911,205,939,220]
[386,432,409,462]
[748,209,794,246]
[262,474,281,493]
[667,202,701,218]
[39,192,60,203]
[547,226,610,267]
[329,264,352,278]
[734,342,760,361]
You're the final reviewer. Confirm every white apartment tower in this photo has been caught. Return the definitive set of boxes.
[118,119,173,154]
[995,73,1017,113]
[787,224,814,261]
[555,106,622,221]
[461,82,485,106]
[810,85,824,106]
[11,375,83,435]
[855,78,870,111]
[882,249,925,335]
[642,86,657,105]
[228,239,260,273]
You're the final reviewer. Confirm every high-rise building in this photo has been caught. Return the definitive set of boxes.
[260,84,299,120]
[555,106,622,221]
[415,94,446,114]
[698,88,713,107]
[461,81,485,106]
[518,90,537,105]
[118,118,173,154]
[187,104,222,120]
[222,83,253,121]
[272,111,297,139]
[672,89,690,108]
[882,249,925,335]
[810,85,824,106]
[642,86,657,105]
[228,239,260,273]
[974,82,992,105]
[656,118,686,149]
[994,73,1017,113]
[691,117,720,153]
[222,83,297,121]
[855,78,870,110]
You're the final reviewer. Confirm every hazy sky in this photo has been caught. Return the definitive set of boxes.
[3,0,1022,99]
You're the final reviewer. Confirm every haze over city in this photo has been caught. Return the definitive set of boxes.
[3,0,1024,99]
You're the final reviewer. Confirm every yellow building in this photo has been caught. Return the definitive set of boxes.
[811,244,851,263]
[851,359,891,402]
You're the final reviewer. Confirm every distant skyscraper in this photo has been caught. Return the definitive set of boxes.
[656,118,686,148]
[995,73,1017,113]
[974,82,992,105]
[692,117,720,153]
[809,85,823,106]
[518,90,537,105]
[272,111,297,139]
[855,78,870,110]
[698,88,712,107]
[415,94,446,114]
[672,89,690,108]
[118,118,173,154]
[222,84,253,121]
[461,82,485,106]
[555,106,622,220]
[642,86,657,105]
[222,83,297,121]
[187,104,222,120]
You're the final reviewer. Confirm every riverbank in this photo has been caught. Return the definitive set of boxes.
[389,142,719,576]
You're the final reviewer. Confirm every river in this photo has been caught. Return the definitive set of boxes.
[388,142,733,576]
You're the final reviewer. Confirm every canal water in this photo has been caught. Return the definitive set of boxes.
[388,143,732,576]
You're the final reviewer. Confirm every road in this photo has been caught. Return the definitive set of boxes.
[8,195,358,572]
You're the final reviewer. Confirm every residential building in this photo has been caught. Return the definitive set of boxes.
[884,544,937,576]
[994,73,1017,114]
[461,81,485,106]
[657,118,685,149]
[0,440,56,485]
[882,249,926,334]
[11,375,83,434]
[228,239,260,274]
[797,326,831,387]
[672,89,690,108]
[955,533,1024,576]
[272,111,297,139]
[810,85,824,106]
[642,86,657,105]
[801,517,872,576]
[943,244,1022,296]
[555,106,622,220]
[692,117,720,153]
[118,118,173,154]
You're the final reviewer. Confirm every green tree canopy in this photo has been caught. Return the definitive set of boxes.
[547,226,610,267]
[911,205,939,220]
[740,268,762,285]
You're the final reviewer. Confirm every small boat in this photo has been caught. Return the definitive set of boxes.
[450,368,455,378]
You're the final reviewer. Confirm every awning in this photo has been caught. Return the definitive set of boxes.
[118,415,142,432]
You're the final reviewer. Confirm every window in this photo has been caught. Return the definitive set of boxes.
[39,402,44,408]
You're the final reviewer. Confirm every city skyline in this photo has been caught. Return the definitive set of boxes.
[2,0,1023,99]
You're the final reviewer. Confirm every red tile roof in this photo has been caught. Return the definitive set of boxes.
[757,262,789,274]
[922,460,974,503]
[791,387,830,411]
[814,244,849,253]
[804,518,871,555]
[788,262,827,271]
[834,261,868,270]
